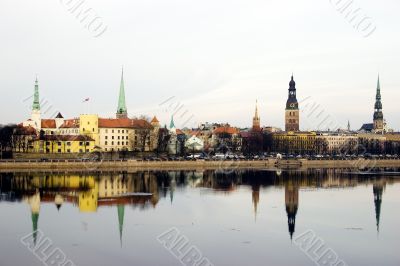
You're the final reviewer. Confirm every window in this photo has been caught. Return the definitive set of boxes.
[122,130,124,133]
[67,149,71,153]
[67,142,71,146]
[105,141,108,145]
[79,142,83,146]
[46,142,50,145]
[112,130,114,133]
[112,141,114,145]
[83,128,85,132]
[79,149,83,153]
[118,136,120,140]
[58,142,62,146]
[105,129,108,133]
[93,128,95,132]
[117,141,120,145]
[118,130,120,133]
[105,136,108,140]
[58,149,61,153]
[112,136,114,140]
[87,121,90,125]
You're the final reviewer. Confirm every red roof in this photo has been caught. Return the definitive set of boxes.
[60,119,79,128]
[41,119,56,128]
[99,118,153,129]
[213,127,239,135]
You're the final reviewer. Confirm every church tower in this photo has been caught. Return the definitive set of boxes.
[252,100,261,131]
[116,68,128,119]
[285,75,299,132]
[373,75,384,133]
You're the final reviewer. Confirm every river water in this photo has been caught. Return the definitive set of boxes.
[0,169,399,266]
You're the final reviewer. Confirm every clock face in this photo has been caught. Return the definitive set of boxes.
[290,103,295,108]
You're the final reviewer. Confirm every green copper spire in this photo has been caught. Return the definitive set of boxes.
[32,76,40,111]
[116,68,128,118]
[169,115,175,129]
[117,204,125,247]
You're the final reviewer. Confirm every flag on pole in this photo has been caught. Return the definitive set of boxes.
[83,98,90,103]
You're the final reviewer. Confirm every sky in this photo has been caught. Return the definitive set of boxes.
[0,0,399,131]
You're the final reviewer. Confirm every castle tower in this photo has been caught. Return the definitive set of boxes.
[252,100,261,131]
[31,77,41,131]
[373,75,384,133]
[285,75,299,132]
[116,68,128,119]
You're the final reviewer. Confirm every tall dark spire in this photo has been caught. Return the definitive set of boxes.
[373,75,384,132]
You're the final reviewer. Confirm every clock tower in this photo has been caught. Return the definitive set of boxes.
[285,75,299,132]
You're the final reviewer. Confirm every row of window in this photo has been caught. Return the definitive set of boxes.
[45,141,90,146]
[104,129,128,134]
[104,141,129,146]
[105,135,130,140]
[45,149,89,153]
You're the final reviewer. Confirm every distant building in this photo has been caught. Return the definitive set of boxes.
[315,132,358,155]
[285,75,300,132]
[272,131,316,154]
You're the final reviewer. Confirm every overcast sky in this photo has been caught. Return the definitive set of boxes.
[0,0,399,130]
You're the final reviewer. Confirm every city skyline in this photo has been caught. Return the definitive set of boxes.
[10,72,395,132]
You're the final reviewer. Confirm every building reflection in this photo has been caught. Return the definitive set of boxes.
[0,168,399,244]
[285,179,299,240]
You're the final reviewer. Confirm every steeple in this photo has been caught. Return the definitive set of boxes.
[373,75,384,133]
[252,100,261,131]
[32,76,40,111]
[169,115,176,134]
[347,120,351,131]
[116,67,128,119]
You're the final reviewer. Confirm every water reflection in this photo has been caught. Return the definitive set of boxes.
[0,168,398,244]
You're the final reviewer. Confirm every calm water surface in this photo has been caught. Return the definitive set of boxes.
[0,169,399,266]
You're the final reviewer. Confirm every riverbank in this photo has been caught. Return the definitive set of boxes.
[1,158,400,172]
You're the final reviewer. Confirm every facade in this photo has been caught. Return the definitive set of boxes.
[212,125,242,152]
[315,132,358,155]
[285,75,299,132]
[357,133,386,154]
[272,131,316,154]
[29,135,95,153]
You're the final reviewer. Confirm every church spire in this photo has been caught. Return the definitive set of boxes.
[373,75,384,133]
[116,67,128,119]
[252,100,261,131]
[32,76,40,111]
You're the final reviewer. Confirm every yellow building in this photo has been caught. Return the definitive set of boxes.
[30,135,95,153]
[272,131,316,154]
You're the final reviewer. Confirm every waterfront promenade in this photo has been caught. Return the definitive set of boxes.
[1,158,400,172]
